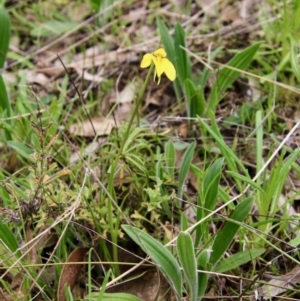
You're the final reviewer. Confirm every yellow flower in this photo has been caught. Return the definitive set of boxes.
[140,48,176,84]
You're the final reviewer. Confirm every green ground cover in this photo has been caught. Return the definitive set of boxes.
[0,0,300,300]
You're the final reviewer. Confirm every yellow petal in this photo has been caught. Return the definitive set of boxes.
[140,53,153,68]
[153,48,167,58]
[152,57,165,78]
[161,58,176,81]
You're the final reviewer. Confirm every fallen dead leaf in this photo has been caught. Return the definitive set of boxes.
[106,270,172,301]
[57,247,88,301]
[76,68,105,83]
[69,117,119,137]
[111,81,139,104]
[197,0,218,17]
[40,49,140,78]
[253,265,300,300]
[239,0,260,19]
[70,137,107,164]
[21,70,53,91]
[221,5,241,24]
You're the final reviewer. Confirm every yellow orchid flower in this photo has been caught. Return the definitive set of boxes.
[140,48,176,84]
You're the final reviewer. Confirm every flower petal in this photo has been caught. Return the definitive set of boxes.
[140,53,153,68]
[153,48,167,58]
[161,58,176,81]
[152,57,165,78]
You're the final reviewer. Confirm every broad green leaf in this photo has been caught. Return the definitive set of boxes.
[210,197,253,266]
[198,116,249,192]
[215,248,265,273]
[0,219,22,276]
[157,17,175,66]
[290,234,300,248]
[156,160,171,215]
[267,150,300,216]
[0,75,12,139]
[88,292,144,301]
[195,158,223,247]
[203,158,224,211]
[30,21,79,37]
[7,141,34,160]
[226,171,265,193]
[184,78,205,117]
[122,225,182,300]
[180,212,188,231]
[199,46,223,87]
[174,23,191,84]
[164,140,175,178]
[157,17,181,102]
[208,43,261,112]
[0,5,10,68]
[288,34,300,82]
[198,272,209,298]
[178,141,196,199]
[0,6,12,140]
[89,0,102,12]
[197,249,210,298]
[177,232,197,301]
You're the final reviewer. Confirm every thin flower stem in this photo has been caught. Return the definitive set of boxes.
[106,63,154,275]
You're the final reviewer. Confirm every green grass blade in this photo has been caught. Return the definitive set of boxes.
[0,74,11,118]
[184,78,205,117]
[178,141,196,199]
[197,249,210,298]
[122,225,182,300]
[208,43,261,113]
[226,171,265,193]
[0,219,22,276]
[174,23,191,84]
[0,5,10,68]
[97,270,111,301]
[156,17,175,64]
[215,248,265,273]
[157,17,181,102]
[199,46,223,87]
[89,292,144,301]
[195,158,223,247]
[180,212,188,231]
[89,0,102,12]
[210,197,253,266]
[177,232,197,301]
[0,5,12,140]
[203,158,224,211]
[7,140,34,160]
[164,140,175,179]
[101,293,144,301]
[30,21,78,37]
[288,34,300,82]
[198,116,248,192]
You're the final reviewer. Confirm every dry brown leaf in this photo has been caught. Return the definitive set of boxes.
[106,270,172,301]
[173,0,189,9]
[239,0,259,19]
[69,117,119,137]
[57,247,88,301]
[254,265,300,301]
[137,25,156,41]
[22,70,53,91]
[111,81,139,104]
[197,0,217,16]
[70,137,107,164]
[76,68,105,83]
[40,50,140,78]
[221,5,241,23]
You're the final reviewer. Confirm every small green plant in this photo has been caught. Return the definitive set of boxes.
[157,18,260,118]
[0,5,12,140]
